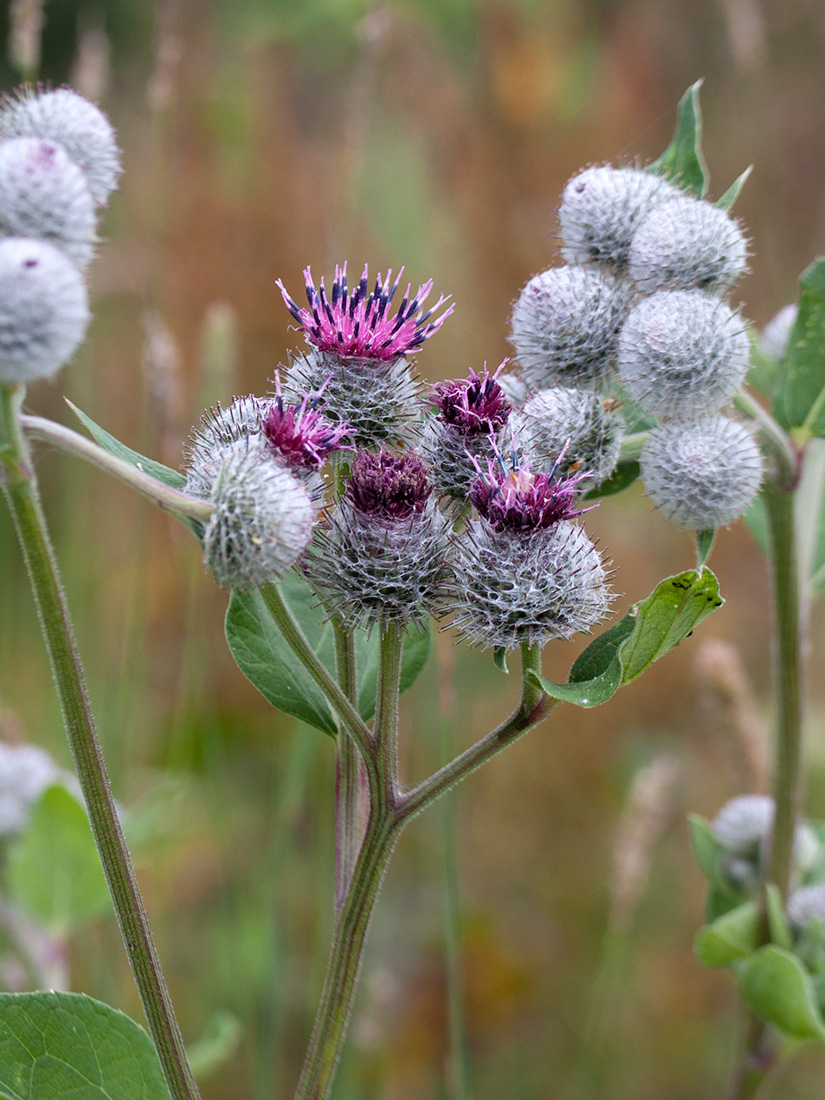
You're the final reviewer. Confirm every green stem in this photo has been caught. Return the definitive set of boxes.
[763,483,804,900]
[375,622,403,808]
[333,621,362,910]
[20,414,212,522]
[734,390,799,491]
[728,481,805,1099]
[292,810,399,1100]
[0,385,200,1100]
[400,644,552,822]
[618,431,648,462]
[259,584,377,784]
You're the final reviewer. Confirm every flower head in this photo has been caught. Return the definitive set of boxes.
[277,262,453,361]
[469,452,590,534]
[430,362,512,437]
[263,376,351,472]
[347,447,432,519]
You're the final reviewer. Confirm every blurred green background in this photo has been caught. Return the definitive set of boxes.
[2,0,825,1097]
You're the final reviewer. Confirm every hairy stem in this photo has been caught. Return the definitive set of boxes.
[0,385,200,1100]
[735,390,799,491]
[375,622,403,808]
[20,414,212,522]
[293,809,399,1100]
[259,585,376,777]
[333,621,362,910]
[764,482,804,900]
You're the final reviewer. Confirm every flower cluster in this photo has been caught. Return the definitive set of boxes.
[505,162,760,530]
[0,87,121,384]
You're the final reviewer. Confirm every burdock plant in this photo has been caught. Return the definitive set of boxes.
[2,80,825,1100]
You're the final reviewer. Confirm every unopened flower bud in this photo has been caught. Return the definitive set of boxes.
[0,87,121,206]
[641,416,762,530]
[628,195,748,293]
[0,237,89,383]
[559,166,680,267]
[618,291,750,420]
[511,265,631,390]
[712,795,774,857]
[202,442,316,590]
[0,137,96,267]
[511,387,624,487]
[306,448,449,632]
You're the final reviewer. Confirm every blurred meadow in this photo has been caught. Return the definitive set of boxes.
[3,0,825,1097]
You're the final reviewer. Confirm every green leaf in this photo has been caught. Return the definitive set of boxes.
[7,785,110,934]
[743,492,770,559]
[688,814,725,882]
[584,460,640,500]
[694,900,760,968]
[225,573,431,734]
[717,165,752,210]
[696,529,715,567]
[225,582,336,735]
[528,568,723,709]
[649,80,708,197]
[65,400,202,538]
[66,400,186,489]
[766,883,794,951]
[773,258,825,436]
[0,991,173,1100]
[493,647,509,674]
[748,337,779,398]
[740,945,825,1041]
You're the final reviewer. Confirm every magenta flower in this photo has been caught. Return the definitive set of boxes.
[469,452,592,533]
[263,377,351,471]
[277,263,454,361]
[430,362,512,437]
[347,448,432,519]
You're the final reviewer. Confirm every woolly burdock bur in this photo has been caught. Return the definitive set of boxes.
[510,265,631,391]
[0,137,97,267]
[640,416,763,531]
[618,291,750,420]
[306,448,449,633]
[0,237,89,383]
[0,87,122,206]
[451,458,612,650]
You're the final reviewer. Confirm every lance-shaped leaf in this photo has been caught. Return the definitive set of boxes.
[649,80,708,197]
[773,258,825,438]
[0,991,172,1100]
[694,900,761,968]
[225,572,431,735]
[527,568,723,709]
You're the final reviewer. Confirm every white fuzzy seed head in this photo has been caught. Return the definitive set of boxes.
[0,137,97,267]
[510,265,632,391]
[788,884,825,932]
[420,419,502,504]
[0,237,89,383]
[0,87,121,206]
[559,166,681,267]
[0,742,61,837]
[496,371,528,408]
[628,195,748,294]
[511,387,624,488]
[641,416,763,531]
[712,794,774,856]
[761,304,798,362]
[618,291,750,420]
[202,442,316,590]
[450,521,611,651]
